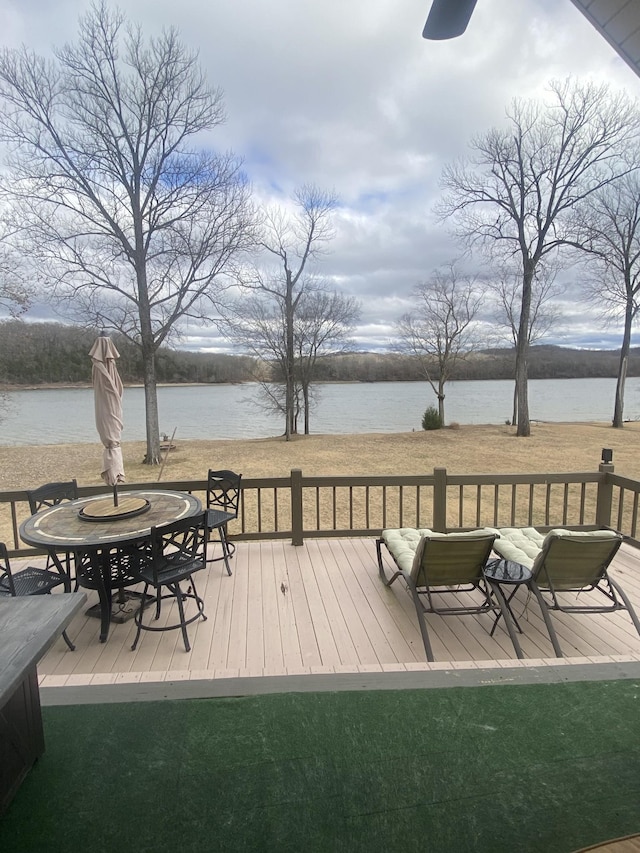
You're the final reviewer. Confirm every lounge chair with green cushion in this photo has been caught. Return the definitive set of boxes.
[376,528,524,661]
[490,527,639,657]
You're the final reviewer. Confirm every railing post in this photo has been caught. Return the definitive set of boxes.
[596,461,615,528]
[291,468,304,546]
[433,467,447,532]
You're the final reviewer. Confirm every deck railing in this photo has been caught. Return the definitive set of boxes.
[3,460,639,557]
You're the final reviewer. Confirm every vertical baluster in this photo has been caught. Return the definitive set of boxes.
[545,483,552,526]
[273,488,279,532]
[382,486,387,529]
[528,483,534,526]
[618,489,625,532]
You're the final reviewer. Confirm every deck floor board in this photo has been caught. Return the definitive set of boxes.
[35,538,640,679]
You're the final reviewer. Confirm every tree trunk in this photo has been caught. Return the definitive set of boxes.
[303,382,310,434]
[284,272,295,441]
[613,357,627,428]
[437,381,446,427]
[613,303,633,428]
[515,352,529,436]
[136,262,162,465]
[515,264,534,437]
[511,383,517,426]
[142,350,161,464]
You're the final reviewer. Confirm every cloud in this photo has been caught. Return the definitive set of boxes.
[1,0,639,352]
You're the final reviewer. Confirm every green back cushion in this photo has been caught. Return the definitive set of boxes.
[382,528,496,585]
[491,527,621,588]
[533,529,621,589]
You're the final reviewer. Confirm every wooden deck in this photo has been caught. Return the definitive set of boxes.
[33,537,640,694]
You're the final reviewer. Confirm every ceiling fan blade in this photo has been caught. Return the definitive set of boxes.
[422,0,478,40]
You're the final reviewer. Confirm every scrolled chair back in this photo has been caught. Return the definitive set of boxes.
[206,470,241,516]
[27,479,79,515]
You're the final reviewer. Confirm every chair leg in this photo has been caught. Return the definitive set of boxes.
[220,527,233,576]
[407,582,435,662]
[131,582,150,651]
[207,525,234,575]
[44,589,75,651]
[132,578,205,653]
[527,579,564,658]
[173,581,191,652]
[223,523,237,560]
[61,629,75,651]
[190,575,206,623]
[376,539,402,586]
[48,550,73,593]
[609,577,640,638]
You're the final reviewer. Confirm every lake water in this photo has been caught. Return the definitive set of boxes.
[0,377,637,446]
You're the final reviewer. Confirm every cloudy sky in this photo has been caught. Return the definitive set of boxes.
[2,0,639,353]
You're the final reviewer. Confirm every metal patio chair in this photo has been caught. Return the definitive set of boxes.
[131,512,208,653]
[205,469,241,576]
[491,527,637,657]
[74,541,152,643]
[26,479,79,591]
[0,541,76,651]
[376,527,524,661]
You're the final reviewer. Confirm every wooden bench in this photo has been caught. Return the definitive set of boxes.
[0,593,86,814]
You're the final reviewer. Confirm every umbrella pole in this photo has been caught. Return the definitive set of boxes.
[113,483,119,507]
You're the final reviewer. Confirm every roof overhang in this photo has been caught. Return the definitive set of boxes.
[570,0,640,77]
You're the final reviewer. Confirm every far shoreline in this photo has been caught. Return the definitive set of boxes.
[0,375,632,393]
[0,379,378,392]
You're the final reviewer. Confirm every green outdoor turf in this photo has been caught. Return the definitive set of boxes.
[2,680,640,852]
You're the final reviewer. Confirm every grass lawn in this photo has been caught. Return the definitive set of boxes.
[2,680,640,852]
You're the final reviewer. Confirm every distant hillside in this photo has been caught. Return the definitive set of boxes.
[0,320,258,386]
[311,346,634,383]
[459,345,635,381]
[0,320,633,386]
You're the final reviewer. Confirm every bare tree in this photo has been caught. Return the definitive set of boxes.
[0,2,255,463]
[489,263,563,425]
[235,185,337,440]
[224,295,289,422]
[0,223,30,424]
[225,283,359,435]
[571,173,640,427]
[0,221,31,317]
[438,78,640,436]
[396,264,484,426]
[293,289,360,434]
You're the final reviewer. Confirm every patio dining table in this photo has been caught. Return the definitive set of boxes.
[19,489,202,642]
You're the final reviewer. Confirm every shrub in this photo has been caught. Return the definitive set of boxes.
[421,405,442,431]
[448,421,460,431]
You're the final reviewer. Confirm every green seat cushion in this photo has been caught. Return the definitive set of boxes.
[490,527,545,569]
[381,528,436,574]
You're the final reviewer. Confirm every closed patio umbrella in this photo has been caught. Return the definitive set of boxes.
[89,333,125,505]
